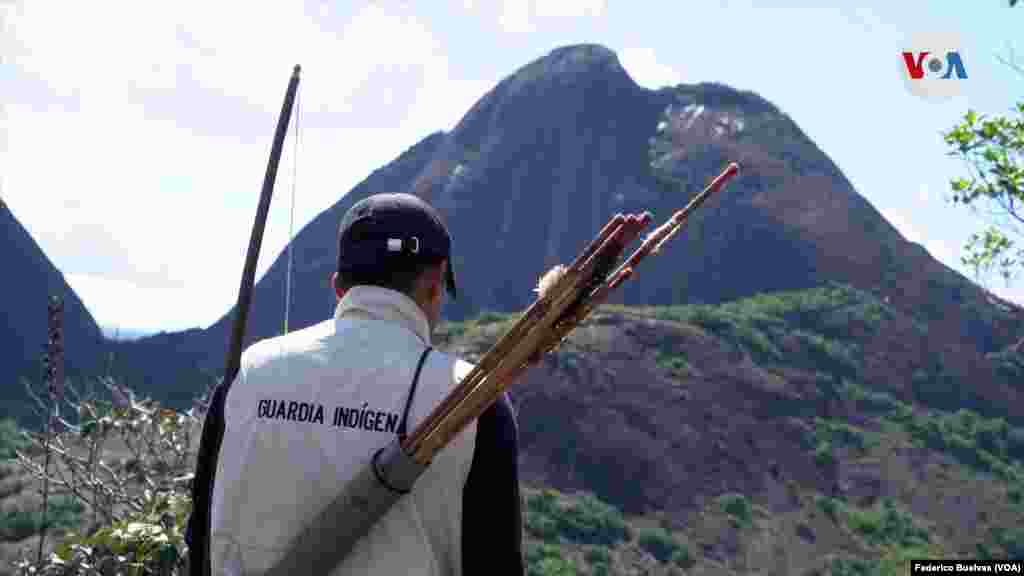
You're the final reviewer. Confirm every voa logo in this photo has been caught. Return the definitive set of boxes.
[901,32,968,101]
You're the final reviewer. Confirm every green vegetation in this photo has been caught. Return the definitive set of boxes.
[907,360,986,414]
[943,103,1024,285]
[462,143,483,166]
[1008,484,1023,505]
[844,498,929,548]
[437,309,517,341]
[648,283,885,378]
[816,495,842,522]
[839,380,1024,490]
[900,408,1024,483]
[525,542,578,576]
[6,386,194,574]
[820,498,931,575]
[811,417,872,452]
[988,525,1024,557]
[829,556,877,576]
[670,546,695,569]
[816,496,930,548]
[679,283,889,337]
[831,540,941,576]
[875,543,941,576]
[474,309,508,325]
[523,490,695,571]
[667,304,785,365]
[840,381,905,416]
[583,545,610,565]
[807,417,875,469]
[439,320,469,339]
[655,348,691,376]
[524,489,631,547]
[0,417,28,460]
[814,442,838,468]
[636,526,693,567]
[0,495,83,541]
[717,493,753,526]
[581,545,610,573]
[46,489,189,574]
[989,345,1024,385]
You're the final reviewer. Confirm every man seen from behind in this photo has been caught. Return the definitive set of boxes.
[204,193,524,575]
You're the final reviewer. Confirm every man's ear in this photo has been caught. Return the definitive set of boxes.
[330,272,346,300]
[435,260,449,298]
[422,261,445,301]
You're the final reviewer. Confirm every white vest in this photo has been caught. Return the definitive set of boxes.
[210,286,478,575]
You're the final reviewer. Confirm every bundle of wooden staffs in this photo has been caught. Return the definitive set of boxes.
[403,160,740,464]
[266,161,739,576]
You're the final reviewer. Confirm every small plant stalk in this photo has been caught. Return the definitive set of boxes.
[36,408,54,564]
[38,296,65,563]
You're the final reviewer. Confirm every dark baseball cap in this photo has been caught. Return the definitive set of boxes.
[337,193,457,300]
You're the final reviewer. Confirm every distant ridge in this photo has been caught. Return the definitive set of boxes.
[0,198,105,421]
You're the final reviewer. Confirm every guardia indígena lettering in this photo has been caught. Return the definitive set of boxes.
[332,402,400,433]
[257,399,325,424]
[256,399,400,433]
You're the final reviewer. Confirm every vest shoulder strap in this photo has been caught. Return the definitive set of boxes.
[397,346,433,440]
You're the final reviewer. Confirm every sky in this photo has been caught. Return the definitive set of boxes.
[2,0,1023,336]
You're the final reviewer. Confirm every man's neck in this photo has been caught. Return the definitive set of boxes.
[334,285,433,345]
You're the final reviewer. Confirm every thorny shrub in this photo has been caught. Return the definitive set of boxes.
[9,378,206,575]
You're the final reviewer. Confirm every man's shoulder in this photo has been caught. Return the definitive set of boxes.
[425,349,475,384]
[240,320,334,371]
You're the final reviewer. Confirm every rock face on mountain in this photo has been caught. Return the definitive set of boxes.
[121,43,1020,401]
[0,199,104,421]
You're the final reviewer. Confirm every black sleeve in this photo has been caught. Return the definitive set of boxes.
[462,392,524,575]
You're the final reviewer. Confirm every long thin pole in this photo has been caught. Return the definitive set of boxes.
[189,65,301,576]
[284,85,301,335]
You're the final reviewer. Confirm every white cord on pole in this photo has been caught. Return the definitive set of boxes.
[284,83,301,335]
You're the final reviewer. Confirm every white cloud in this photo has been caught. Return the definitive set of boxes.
[6,2,448,118]
[924,237,959,269]
[844,6,883,34]
[618,46,683,89]
[66,273,220,333]
[884,208,924,245]
[497,1,533,35]
[917,182,932,204]
[3,1,490,331]
[496,0,606,34]
[884,205,966,270]
[988,281,1024,309]
[534,0,606,19]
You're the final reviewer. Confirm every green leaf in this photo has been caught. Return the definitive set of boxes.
[54,541,73,561]
[982,122,1000,140]
[158,543,178,565]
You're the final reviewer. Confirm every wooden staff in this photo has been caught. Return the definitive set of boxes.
[403,162,740,465]
[441,163,741,436]
[546,161,741,350]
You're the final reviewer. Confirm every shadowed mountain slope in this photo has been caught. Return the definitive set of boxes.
[1,199,104,421]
